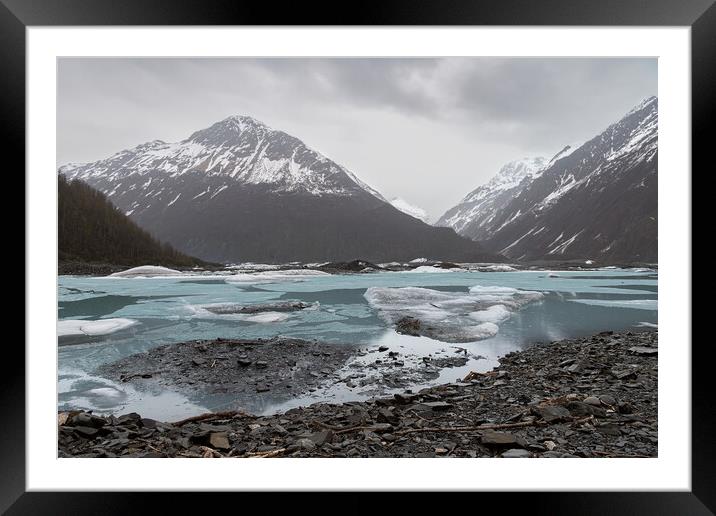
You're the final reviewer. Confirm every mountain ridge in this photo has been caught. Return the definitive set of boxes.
[59,116,501,264]
[438,96,658,263]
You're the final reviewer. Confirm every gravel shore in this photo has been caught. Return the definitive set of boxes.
[59,329,657,458]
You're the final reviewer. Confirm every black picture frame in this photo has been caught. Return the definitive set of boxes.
[6,0,710,512]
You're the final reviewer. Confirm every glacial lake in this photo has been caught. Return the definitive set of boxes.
[58,268,657,420]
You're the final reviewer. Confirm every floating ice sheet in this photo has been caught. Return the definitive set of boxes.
[569,299,657,310]
[224,269,331,284]
[405,265,462,273]
[108,265,182,278]
[58,318,138,337]
[364,285,543,342]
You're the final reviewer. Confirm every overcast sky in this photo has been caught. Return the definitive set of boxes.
[57,57,656,221]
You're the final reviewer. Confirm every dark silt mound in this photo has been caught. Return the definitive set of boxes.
[315,260,382,273]
[64,330,657,458]
[96,337,355,403]
[202,301,312,315]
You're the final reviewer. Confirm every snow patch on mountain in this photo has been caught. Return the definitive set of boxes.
[390,197,429,222]
[435,157,547,237]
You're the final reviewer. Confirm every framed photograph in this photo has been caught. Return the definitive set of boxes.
[8,0,710,511]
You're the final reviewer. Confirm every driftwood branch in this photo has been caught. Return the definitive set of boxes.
[171,410,249,427]
[394,419,540,436]
[246,447,287,458]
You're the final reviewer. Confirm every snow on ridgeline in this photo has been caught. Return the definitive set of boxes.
[390,197,429,223]
[436,157,547,236]
[364,285,543,343]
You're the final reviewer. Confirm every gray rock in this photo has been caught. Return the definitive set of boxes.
[596,424,621,436]
[208,432,230,450]
[501,448,531,458]
[534,405,570,423]
[566,401,607,418]
[377,408,399,425]
[69,412,106,428]
[307,430,334,446]
[421,401,453,412]
[73,426,100,438]
[292,438,316,451]
[583,396,602,406]
[599,395,617,406]
[481,431,524,448]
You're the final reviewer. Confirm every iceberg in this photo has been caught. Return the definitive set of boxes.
[568,299,657,310]
[109,265,182,278]
[58,318,138,337]
[364,285,543,342]
[224,269,330,285]
[406,265,461,273]
[469,304,511,323]
[241,312,292,323]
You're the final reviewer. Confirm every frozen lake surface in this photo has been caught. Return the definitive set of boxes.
[58,267,657,420]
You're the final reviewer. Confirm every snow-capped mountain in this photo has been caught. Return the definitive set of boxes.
[436,157,547,240]
[390,197,429,223]
[60,116,386,200]
[438,96,658,263]
[59,116,499,263]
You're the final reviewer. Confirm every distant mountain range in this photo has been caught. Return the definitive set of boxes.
[58,175,204,268]
[437,97,658,263]
[59,116,499,264]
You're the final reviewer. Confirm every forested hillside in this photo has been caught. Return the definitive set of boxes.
[58,175,204,268]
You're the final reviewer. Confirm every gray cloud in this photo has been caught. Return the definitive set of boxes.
[58,57,656,220]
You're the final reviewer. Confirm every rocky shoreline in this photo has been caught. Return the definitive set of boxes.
[59,330,657,458]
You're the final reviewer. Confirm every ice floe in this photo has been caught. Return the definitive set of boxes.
[406,265,461,273]
[568,299,657,310]
[469,304,511,323]
[364,285,543,342]
[409,258,428,263]
[476,264,517,272]
[224,269,330,284]
[58,318,138,337]
[108,266,182,278]
[186,300,317,323]
[226,262,282,271]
